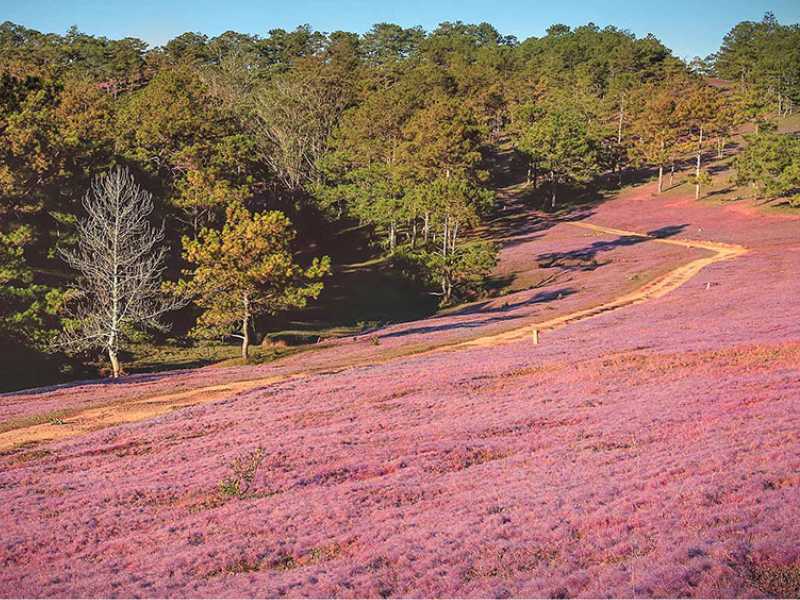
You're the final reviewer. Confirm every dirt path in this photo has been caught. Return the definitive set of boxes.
[0,375,298,452]
[451,221,748,349]
[0,222,748,453]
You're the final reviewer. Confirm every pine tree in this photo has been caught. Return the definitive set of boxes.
[176,205,330,360]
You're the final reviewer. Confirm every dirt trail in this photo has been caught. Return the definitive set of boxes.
[0,222,748,453]
[0,375,297,452]
[452,221,748,349]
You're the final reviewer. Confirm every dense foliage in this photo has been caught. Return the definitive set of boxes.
[1,13,798,386]
[175,205,330,359]
[713,12,800,120]
[734,132,800,203]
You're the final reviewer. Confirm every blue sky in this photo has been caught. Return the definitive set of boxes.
[2,0,799,60]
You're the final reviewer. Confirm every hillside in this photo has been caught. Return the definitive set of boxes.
[1,171,799,597]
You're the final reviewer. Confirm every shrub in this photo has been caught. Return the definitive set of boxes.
[219,448,265,498]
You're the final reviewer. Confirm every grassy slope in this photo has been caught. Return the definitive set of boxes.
[659,112,800,210]
[2,156,799,597]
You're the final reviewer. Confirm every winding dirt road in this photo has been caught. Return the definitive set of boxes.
[453,221,748,349]
[0,221,748,453]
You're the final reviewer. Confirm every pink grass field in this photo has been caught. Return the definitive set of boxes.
[1,182,799,598]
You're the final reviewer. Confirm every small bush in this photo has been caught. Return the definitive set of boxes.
[219,448,265,498]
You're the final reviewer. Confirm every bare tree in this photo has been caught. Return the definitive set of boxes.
[252,60,351,193]
[56,167,183,378]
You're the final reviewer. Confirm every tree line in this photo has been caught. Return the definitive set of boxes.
[1,14,798,386]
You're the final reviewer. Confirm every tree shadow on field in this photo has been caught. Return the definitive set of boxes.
[533,165,662,217]
[649,224,688,238]
[446,287,578,317]
[378,313,522,339]
[706,185,737,198]
[475,151,672,258]
[1,370,178,398]
[707,162,732,176]
[379,287,577,339]
[476,198,556,249]
[536,224,689,272]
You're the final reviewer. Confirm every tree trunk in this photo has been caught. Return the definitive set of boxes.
[669,163,675,188]
[389,221,396,253]
[695,125,704,201]
[617,95,624,145]
[658,165,664,193]
[108,347,120,378]
[423,212,430,244]
[241,296,250,361]
[442,216,448,258]
[110,207,120,378]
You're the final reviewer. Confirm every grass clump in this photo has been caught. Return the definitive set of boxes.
[219,448,265,498]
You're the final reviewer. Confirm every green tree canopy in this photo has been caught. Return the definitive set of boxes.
[516,108,602,206]
[734,132,800,203]
[177,205,331,359]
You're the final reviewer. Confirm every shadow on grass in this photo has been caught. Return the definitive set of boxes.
[443,287,578,318]
[536,224,689,272]
[378,287,577,340]
[1,370,178,397]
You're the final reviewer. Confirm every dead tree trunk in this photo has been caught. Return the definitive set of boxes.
[241,295,251,361]
[695,125,704,201]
